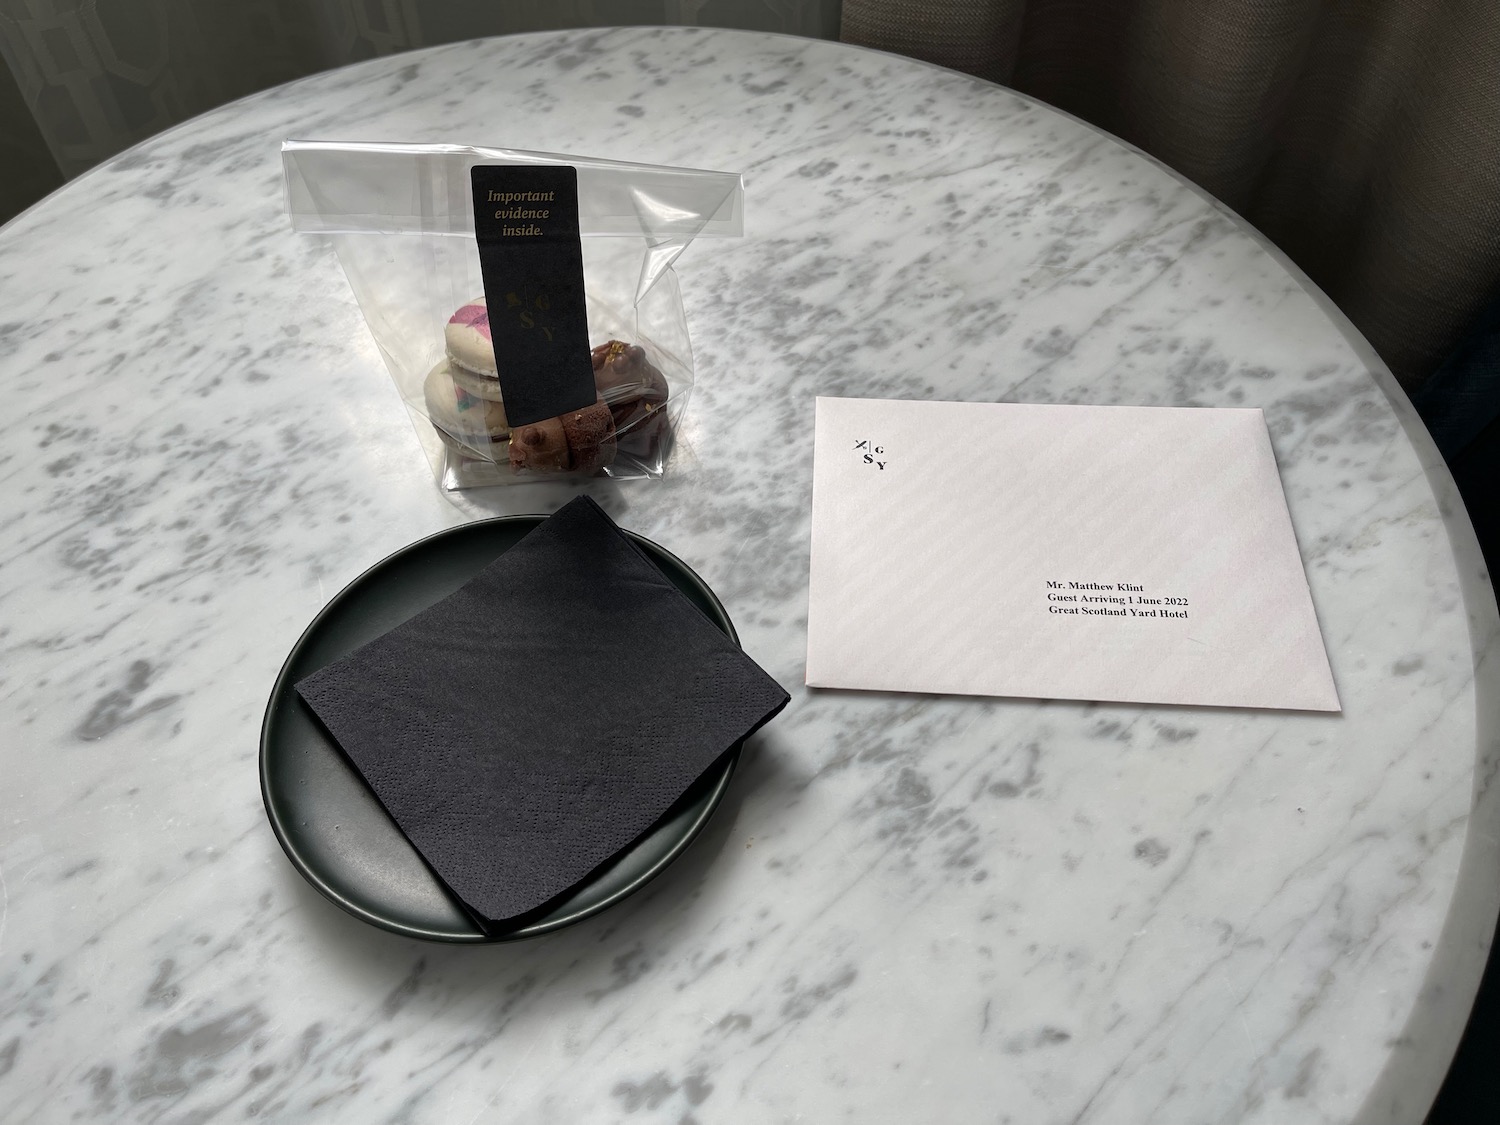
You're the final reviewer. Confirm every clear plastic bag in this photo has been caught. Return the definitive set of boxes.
[283,141,744,489]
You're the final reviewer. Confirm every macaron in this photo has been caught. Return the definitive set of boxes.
[448,361,507,402]
[445,298,499,378]
[423,360,510,456]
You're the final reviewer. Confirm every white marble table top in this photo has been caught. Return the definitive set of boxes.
[1,26,1496,1125]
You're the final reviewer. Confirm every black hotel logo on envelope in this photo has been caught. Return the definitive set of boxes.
[853,438,888,470]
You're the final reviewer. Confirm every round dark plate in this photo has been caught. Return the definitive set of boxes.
[260,515,740,943]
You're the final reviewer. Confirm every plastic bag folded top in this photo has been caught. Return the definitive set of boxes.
[283,141,742,240]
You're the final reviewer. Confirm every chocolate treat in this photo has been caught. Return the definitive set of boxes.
[508,417,570,473]
[591,340,671,461]
[559,398,617,474]
[591,342,669,399]
[592,340,668,402]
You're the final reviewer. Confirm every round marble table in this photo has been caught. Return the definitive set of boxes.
[1,27,1496,1125]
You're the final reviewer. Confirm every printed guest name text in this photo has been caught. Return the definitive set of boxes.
[1043,580,1189,619]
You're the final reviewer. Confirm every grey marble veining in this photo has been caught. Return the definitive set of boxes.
[0,27,1496,1125]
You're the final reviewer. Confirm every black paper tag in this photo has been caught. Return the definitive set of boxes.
[470,165,596,427]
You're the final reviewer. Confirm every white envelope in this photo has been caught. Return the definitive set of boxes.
[806,397,1339,711]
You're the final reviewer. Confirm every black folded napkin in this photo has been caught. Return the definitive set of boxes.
[296,496,789,927]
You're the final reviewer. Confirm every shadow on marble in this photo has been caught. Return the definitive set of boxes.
[805,685,1350,723]
[431,463,708,537]
[433,475,657,525]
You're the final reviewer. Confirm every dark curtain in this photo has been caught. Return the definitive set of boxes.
[840,0,1500,393]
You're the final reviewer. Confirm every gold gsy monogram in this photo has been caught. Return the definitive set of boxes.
[504,286,555,342]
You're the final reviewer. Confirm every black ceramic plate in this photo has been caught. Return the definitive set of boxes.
[260,516,740,943]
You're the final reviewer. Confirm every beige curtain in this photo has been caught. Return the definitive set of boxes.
[842,0,1500,391]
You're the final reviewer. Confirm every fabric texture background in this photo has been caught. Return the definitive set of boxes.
[0,1,838,218]
[841,0,1500,390]
[0,28,59,223]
